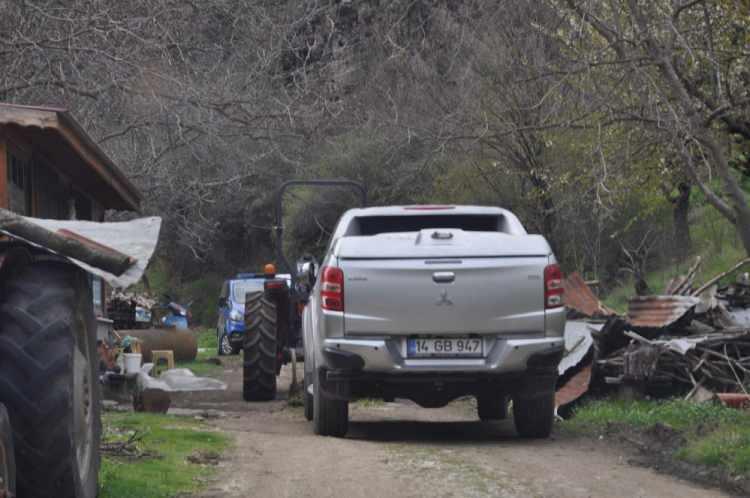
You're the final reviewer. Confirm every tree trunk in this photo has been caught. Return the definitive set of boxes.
[673,182,691,260]
[704,136,750,257]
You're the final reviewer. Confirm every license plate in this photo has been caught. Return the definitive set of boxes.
[407,338,483,358]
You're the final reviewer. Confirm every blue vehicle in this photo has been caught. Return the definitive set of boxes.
[160,298,191,330]
[217,273,290,355]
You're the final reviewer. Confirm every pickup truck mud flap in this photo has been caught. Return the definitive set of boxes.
[318,348,365,401]
[518,348,564,398]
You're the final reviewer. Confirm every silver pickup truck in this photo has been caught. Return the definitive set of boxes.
[302,205,566,438]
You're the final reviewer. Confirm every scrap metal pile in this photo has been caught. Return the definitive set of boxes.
[557,258,750,410]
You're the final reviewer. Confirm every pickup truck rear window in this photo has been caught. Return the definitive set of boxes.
[349,215,504,236]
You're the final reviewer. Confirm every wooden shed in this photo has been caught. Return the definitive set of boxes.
[0,103,141,220]
[0,103,143,322]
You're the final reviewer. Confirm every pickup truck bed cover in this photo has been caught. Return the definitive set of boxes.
[336,230,551,259]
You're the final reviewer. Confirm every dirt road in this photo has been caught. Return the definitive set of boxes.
[181,359,727,498]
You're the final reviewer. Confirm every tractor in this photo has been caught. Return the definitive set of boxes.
[242,180,367,401]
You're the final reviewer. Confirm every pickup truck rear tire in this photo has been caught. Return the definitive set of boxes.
[477,395,507,421]
[242,291,277,401]
[512,392,554,438]
[312,369,348,437]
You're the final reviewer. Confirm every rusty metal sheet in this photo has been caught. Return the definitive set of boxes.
[562,272,617,318]
[717,393,750,410]
[626,295,701,329]
[555,364,592,408]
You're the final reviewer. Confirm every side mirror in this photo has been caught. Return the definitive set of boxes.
[300,261,317,282]
[218,297,227,308]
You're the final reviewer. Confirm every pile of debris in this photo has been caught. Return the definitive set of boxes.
[108,290,156,330]
[557,257,750,410]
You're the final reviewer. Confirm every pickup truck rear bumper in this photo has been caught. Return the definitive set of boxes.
[318,342,563,406]
[322,336,564,374]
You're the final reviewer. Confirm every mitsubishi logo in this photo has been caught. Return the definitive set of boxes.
[436,288,453,306]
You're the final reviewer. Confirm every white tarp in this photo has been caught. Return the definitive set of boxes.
[1,216,161,289]
[663,337,702,355]
[138,365,227,392]
[559,320,604,375]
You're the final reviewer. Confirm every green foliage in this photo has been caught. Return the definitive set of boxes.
[99,412,229,498]
[140,259,224,327]
[182,276,223,328]
[603,195,744,312]
[174,328,224,377]
[567,399,750,475]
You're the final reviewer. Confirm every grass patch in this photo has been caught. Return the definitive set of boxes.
[174,328,225,377]
[355,398,386,408]
[99,412,230,498]
[195,327,218,350]
[566,399,750,475]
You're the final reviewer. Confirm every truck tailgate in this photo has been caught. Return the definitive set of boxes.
[340,255,548,336]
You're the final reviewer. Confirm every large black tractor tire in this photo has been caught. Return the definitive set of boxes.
[313,369,348,437]
[0,404,16,498]
[303,370,313,421]
[243,291,278,401]
[477,394,507,421]
[513,391,555,439]
[0,261,101,497]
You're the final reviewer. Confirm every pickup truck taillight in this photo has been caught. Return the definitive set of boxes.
[321,266,344,312]
[544,264,564,309]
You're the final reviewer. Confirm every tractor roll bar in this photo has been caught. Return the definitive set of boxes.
[275,179,368,278]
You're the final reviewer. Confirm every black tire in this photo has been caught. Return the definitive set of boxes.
[217,329,225,356]
[0,261,101,497]
[0,404,16,498]
[242,291,277,401]
[303,370,313,421]
[313,369,348,437]
[218,329,239,356]
[513,391,555,439]
[477,394,507,421]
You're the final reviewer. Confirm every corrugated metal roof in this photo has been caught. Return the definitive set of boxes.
[626,295,701,329]
[562,272,617,318]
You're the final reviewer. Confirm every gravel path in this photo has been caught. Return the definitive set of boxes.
[185,358,727,498]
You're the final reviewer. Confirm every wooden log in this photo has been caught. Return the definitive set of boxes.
[0,208,134,275]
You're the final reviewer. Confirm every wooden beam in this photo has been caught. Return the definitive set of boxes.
[55,118,141,211]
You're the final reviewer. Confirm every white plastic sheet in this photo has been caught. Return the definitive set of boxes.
[1,216,161,288]
[559,320,604,375]
[138,364,227,392]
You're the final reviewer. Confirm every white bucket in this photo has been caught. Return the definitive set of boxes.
[123,353,142,374]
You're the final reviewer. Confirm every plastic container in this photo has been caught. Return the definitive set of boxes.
[123,353,142,374]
